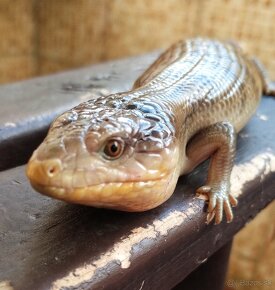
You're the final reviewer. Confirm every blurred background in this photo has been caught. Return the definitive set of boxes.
[0,0,274,289]
[1,0,275,84]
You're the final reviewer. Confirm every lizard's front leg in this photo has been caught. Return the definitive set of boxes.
[186,122,238,224]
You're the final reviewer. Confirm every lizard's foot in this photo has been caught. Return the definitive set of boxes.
[196,185,238,224]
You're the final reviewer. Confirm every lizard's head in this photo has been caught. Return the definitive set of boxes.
[27,95,180,211]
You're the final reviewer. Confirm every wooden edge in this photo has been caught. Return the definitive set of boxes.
[173,240,233,290]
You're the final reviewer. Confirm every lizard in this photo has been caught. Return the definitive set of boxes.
[26,38,275,224]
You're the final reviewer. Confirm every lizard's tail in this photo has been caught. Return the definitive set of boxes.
[228,40,275,96]
[265,82,275,96]
[252,58,275,96]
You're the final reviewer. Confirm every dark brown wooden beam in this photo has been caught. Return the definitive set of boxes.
[173,240,233,290]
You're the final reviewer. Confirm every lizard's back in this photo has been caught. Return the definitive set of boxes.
[132,38,264,141]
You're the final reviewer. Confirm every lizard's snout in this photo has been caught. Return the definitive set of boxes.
[26,158,63,186]
[45,159,62,177]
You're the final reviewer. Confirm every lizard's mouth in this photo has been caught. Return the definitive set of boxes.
[28,170,178,212]
[26,160,178,211]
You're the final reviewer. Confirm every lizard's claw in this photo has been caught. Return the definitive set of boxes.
[196,185,238,224]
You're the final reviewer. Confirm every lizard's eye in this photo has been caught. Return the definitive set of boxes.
[103,139,124,159]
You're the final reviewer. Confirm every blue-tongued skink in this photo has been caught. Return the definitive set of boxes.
[26,38,275,224]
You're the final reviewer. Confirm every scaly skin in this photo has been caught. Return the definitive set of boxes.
[27,38,268,224]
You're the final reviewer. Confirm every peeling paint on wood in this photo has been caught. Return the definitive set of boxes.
[256,113,268,121]
[231,152,275,197]
[51,207,197,290]
[0,281,14,290]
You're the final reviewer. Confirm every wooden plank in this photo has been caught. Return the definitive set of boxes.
[1,97,275,289]
[0,52,159,170]
[173,240,233,290]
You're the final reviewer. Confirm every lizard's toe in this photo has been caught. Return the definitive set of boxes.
[223,198,233,223]
[214,198,223,224]
[229,194,238,207]
[197,185,238,224]
[196,185,211,200]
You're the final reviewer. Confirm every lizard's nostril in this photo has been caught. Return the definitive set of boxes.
[48,165,57,176]
[26,158,62,185]
[45,159,62,177]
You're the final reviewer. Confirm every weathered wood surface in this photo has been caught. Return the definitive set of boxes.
[0,52,274,290]
[173,240,233,290]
